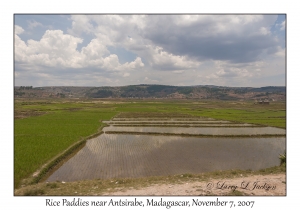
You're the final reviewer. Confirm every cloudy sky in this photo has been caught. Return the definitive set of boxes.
[14,14,286,87]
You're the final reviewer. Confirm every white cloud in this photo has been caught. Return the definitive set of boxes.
[14,15,285,87]
[82,39,108,57]
[147,46,201,70]
[15,25,24,35]
[68,15,94,36]
[144,76,159,83]
[116,57,144,71]
[15,29,145,72]
[15,33,30,62]
[280,20,286,31]
[15,30,83,68]
[123,72,130,77]
[173,70,184,74]
[27,20,43,29]
[275,46,285,57]
[102,54,120,70]
[216,68,252,78]
[66,15,278,66]
[259,27,270,35]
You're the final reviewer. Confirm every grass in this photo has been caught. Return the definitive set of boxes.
[115,100,286,128]
[14,98,286,190]
[14,100,116,188]
[14,164,286,196]
[279,151,286,165]
[225,190,245,196]
[30,136,87,185]
[23,188,45,196]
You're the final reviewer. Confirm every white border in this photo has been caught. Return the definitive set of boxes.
[3,0,298,209]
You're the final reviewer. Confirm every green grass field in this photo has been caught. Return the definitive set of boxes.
[14,99,286,188]
[14,100,117,188]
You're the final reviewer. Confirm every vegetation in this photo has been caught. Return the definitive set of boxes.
[279,151,286,165]
[14,84,286,100]
[14,100,116,188]
[14,98,286,190]
[87,90,113,98]
[14,164,286,196]
[18,86,33,90]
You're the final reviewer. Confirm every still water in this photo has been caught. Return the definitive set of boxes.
[47,134,285,182]
[103,126,286,135]
[110,123,260,127]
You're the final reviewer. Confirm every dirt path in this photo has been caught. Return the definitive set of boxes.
[104,173,286,196]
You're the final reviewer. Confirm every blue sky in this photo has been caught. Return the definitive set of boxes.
[14,14,286,87]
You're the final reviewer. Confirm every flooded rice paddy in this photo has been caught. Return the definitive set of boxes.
[103,126,285,135]
[47,116,286,182]
[110,123,261,127]
[103,120,232,124]
[111,117,216,121]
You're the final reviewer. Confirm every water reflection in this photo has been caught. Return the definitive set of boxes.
[103,126,286,135]
[111,118,215,121]
[103,120,231,124]
[111,123,261,127]
[47,134,286,182]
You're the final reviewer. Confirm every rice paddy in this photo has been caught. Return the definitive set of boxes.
[103,126,285,135]
[46,112,286,182]
[14,99,286,188]
[47,134,285,182]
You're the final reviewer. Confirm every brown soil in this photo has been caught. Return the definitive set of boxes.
[14,110,45,119]
[104,173,286,196]
[116,112,199,118]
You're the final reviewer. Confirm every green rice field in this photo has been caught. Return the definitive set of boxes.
[14,99,286,188]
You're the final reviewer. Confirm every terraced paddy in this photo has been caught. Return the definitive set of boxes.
[103,120,233,124]
[110,118,216,121]
[110,124,263,127]
[103,126,285,136]
[46,115,286,182]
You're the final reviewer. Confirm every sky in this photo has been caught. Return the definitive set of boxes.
[14,14,286,87]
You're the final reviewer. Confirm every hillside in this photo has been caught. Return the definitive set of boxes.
[14,84,286,101]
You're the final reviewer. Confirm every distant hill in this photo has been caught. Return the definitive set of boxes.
[14,85,286,101]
